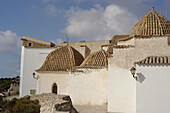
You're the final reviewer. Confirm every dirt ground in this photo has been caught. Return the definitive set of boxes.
[74,105,108,113]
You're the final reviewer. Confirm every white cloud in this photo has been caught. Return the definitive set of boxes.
[51,38,63,45]
[44,4,65,17]
[55,38,63,45]
[0,30,20,53]
[45,4,58,16]
[65,4,138,41]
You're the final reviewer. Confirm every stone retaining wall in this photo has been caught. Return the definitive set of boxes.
[30,93,70,113]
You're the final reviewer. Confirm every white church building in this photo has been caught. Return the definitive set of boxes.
[20,7,170,113]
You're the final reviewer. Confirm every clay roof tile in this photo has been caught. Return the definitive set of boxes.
[130,7,170,37]
[79,50,112,68]
[135,56,170,65]
[36,45,84,72]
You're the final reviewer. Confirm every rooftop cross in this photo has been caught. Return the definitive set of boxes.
[152,6,154,12]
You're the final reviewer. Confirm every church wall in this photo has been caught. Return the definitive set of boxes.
[108,36,170,113]
[60,40,110,58]
[20,47,55,97]
[69,68,108,105]
[108,48,136,113]
[37,72,69,95]
[36,69,108,105]
[134,37,169,57]
[136,65,170,113]
[117,38,134,46]
[110,36,170,69]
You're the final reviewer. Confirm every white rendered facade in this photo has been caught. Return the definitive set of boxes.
[20,36,170,112]
[36,68,108,105]
[108,36,170,113]
[136,65,170,113]
[19,7,170,113]
[20,39,110,97]
[20,47,55,97]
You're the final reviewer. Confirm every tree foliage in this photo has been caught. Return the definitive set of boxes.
[0,79,11,92]
[0,76,20,93]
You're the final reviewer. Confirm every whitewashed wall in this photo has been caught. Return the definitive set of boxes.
[69,69,108,105]
[20,40,109,97]
[108,36,170,113]
[20,47,55,97]
[37,72,69,94]
[36,68,108,105]
[108,65,136,113]
[136,65,170,113]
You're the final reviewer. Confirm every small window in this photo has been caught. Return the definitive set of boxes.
[30,89,36,94]
[28,43,32,47]
[52,83,58,94]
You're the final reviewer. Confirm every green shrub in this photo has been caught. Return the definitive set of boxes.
[0,76,20,93]
[0,80,11,92]
[13,99,40,113]
[0,96,3,101]
[0,98,40,113]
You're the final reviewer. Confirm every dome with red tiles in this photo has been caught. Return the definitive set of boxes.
[130,7,170,37]
[36,45,84,71]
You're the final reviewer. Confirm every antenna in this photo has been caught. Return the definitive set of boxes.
[66,33,69,45]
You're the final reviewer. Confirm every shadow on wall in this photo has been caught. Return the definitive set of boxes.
[136,73,146,83]
[85,46,91,58]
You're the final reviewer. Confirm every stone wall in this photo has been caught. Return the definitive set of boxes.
[30,93,72,113]
[4,83,19,96]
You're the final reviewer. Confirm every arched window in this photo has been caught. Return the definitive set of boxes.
[52,83,58,94]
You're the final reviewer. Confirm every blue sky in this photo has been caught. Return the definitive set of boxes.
[0,0,169,78]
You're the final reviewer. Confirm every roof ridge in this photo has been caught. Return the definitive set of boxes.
[21,36,54,45]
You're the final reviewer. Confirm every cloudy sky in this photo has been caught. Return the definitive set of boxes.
[0,0,169,78]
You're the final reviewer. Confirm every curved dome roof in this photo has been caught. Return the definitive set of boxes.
[130,7,170,37]
[36,45,84,71]
[80,50,112,68]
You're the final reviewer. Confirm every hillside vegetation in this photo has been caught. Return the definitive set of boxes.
[0,97,40,113]
[0,76,19,93]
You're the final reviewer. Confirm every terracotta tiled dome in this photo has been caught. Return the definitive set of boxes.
[36,45,84,71]
[130,7,170,37]
[80,50,112,68]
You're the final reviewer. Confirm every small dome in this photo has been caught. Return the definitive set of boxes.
[130,7,170,37]
[36,45,84,71]
[80,50,112,68]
